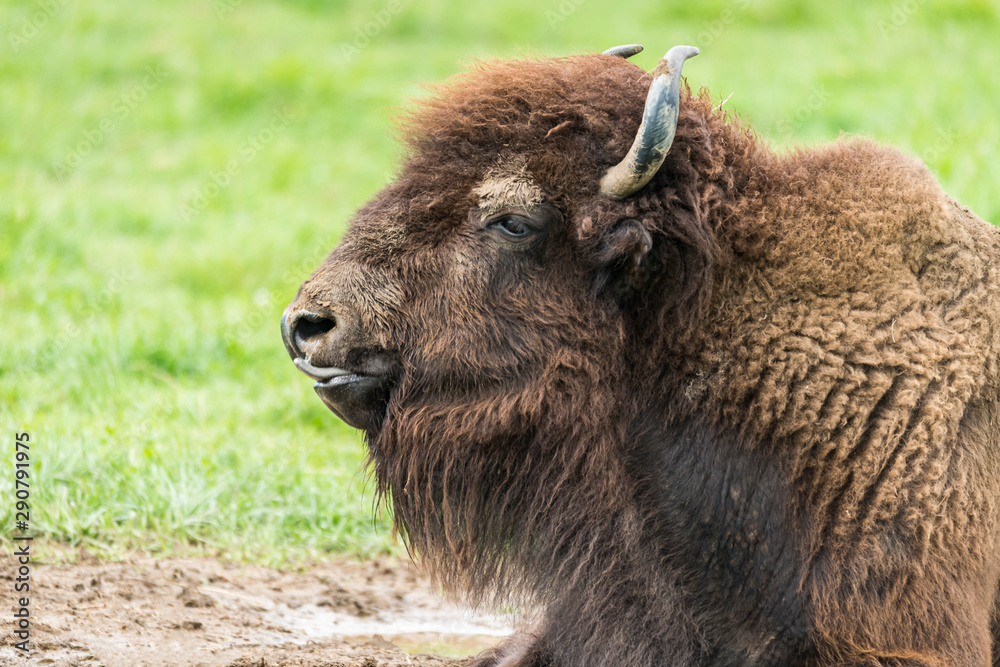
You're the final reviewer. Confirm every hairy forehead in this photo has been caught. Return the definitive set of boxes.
[346,153,550,260]
[473,154,545,214]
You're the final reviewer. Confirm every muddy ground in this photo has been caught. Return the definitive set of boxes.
[0,553,515,667]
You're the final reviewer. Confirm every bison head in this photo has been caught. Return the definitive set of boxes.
[280,46,731,593]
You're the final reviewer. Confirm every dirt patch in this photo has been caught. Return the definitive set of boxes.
[0,553,513,666]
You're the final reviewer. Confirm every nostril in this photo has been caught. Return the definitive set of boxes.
[294,312,336,348]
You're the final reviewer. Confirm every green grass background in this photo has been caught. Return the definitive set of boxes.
[2,0,997,565]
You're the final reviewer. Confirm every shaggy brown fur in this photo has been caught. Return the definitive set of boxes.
[286,53,1000,666]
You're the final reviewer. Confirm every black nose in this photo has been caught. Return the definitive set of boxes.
[280,306,337,360]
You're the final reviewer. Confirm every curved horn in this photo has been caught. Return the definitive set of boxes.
[600,45,699,200]
[602,44,643,59]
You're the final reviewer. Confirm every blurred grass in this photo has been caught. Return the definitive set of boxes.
[1,0,997,565]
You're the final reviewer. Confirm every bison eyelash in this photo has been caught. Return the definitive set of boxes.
[484,213,542,244]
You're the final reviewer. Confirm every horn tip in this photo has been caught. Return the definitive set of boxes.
[654,45,700,78]
[664,45,700,65]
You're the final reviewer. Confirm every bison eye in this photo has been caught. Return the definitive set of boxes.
[489,215,535,241]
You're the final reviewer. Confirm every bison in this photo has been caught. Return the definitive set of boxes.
[280,44,1000,666]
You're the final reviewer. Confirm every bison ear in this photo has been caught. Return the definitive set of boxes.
[594,218,654,296]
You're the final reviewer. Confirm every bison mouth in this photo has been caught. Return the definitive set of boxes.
[293,358,392,432]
